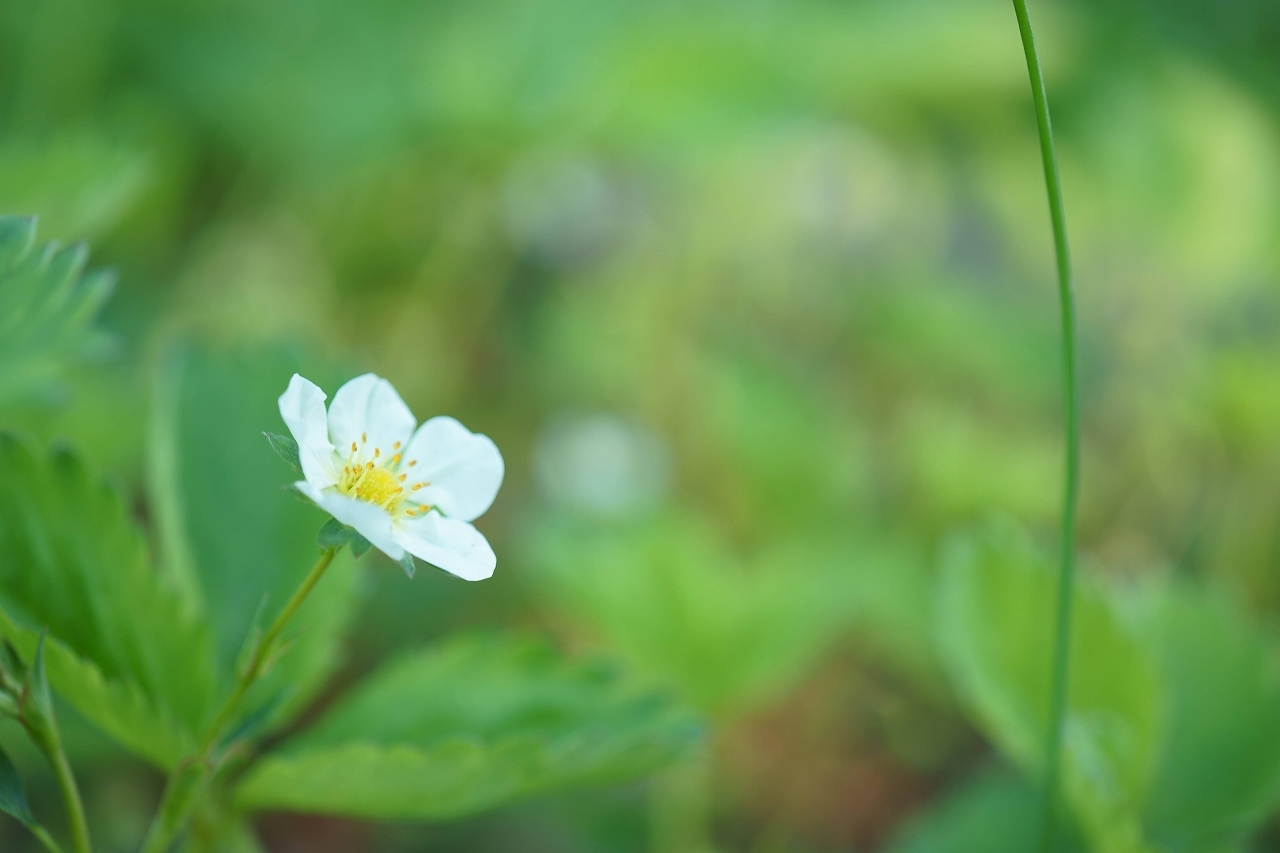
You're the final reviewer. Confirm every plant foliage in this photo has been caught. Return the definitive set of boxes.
[0,216,112,406]
[236,633,703,820]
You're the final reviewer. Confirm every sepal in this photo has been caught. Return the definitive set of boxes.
[317,518,372,558]
[18,635,58,751]
[398,552,416,578]
[263,432,302,474]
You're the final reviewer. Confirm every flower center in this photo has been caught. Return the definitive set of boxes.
[335,437,432,517]
[347,464,400,508]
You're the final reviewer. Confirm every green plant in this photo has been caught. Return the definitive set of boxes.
[0,219,701,852]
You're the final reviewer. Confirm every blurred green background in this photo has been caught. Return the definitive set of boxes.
[4,0,1280,850]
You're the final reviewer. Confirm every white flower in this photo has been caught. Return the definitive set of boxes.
[278,373,504,581]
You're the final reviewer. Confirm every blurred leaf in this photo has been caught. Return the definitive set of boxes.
[898,395,1060,524]
[0,216,113,406]
[148,342,358,732]
[0,742,35,827]
[0,434,216,767]
[883,769,1083,853]
[1138,584,1280,851]
[527,513,861,718]
[181,818,266,853]
[262,432,301,475]
[935,520,1161,853]
[0,135,151,242]
[697,347,853,528]
[843,535,946,691]
[234,633,703,820]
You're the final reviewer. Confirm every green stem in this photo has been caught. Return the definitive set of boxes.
[139,547,339,853]
[48,735,91,853]
[1008,1,1079,851]
[197,546,338,755]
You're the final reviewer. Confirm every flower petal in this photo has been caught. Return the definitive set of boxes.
[278,374,339,488]
[401,416,503,522]
[327,374,416,461]
[392,512,496,581]
[294,481,404,561]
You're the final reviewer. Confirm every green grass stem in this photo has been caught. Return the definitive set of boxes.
[1007,1,1080,850]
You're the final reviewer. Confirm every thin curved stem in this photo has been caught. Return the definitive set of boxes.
[138,547,339,853]
[1008,1,1079,851]
[46,730,91,853]
[196,546,338,756]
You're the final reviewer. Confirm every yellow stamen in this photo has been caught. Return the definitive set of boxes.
[408,460,417,467]
[393,441,401,450]
[361,432,367,443]
[374,448,381,458]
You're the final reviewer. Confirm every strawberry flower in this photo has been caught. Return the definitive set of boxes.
[278,373,503,580]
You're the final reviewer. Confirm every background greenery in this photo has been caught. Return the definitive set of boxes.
[4,0,1280,850]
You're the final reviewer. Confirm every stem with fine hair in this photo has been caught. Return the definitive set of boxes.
[1008,1,1079,850]
[139,546,340,853]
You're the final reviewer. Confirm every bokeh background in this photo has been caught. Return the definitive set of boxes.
[4,0,1280,850]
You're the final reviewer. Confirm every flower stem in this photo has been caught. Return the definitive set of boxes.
[1008,1,1079,850]
[197,546,338,755]
[47,732,91,853]
[139,547,339,853]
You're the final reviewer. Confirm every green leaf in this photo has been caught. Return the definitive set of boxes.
[234,633,703,821]
[0,216,113,406]
[0,434,217,767]
[148,342,357,732]
[316,518,371,559]
[0,742,35,827]
[884,770,1083,853]
[0,134,151,242]
[935,521,1162,853]
[262,432,301,474]
[526,513,865,717]
[1138,584,1280,850]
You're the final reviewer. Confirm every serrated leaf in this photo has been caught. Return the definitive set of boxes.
[0,434,216,767]
[235,633,703,821]
[263,432,301,474]
[0,742,35,827]
[1138,584,1280,850]
[935,521,1161,853]
[0,216,113,406]
[148,343,357,733]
